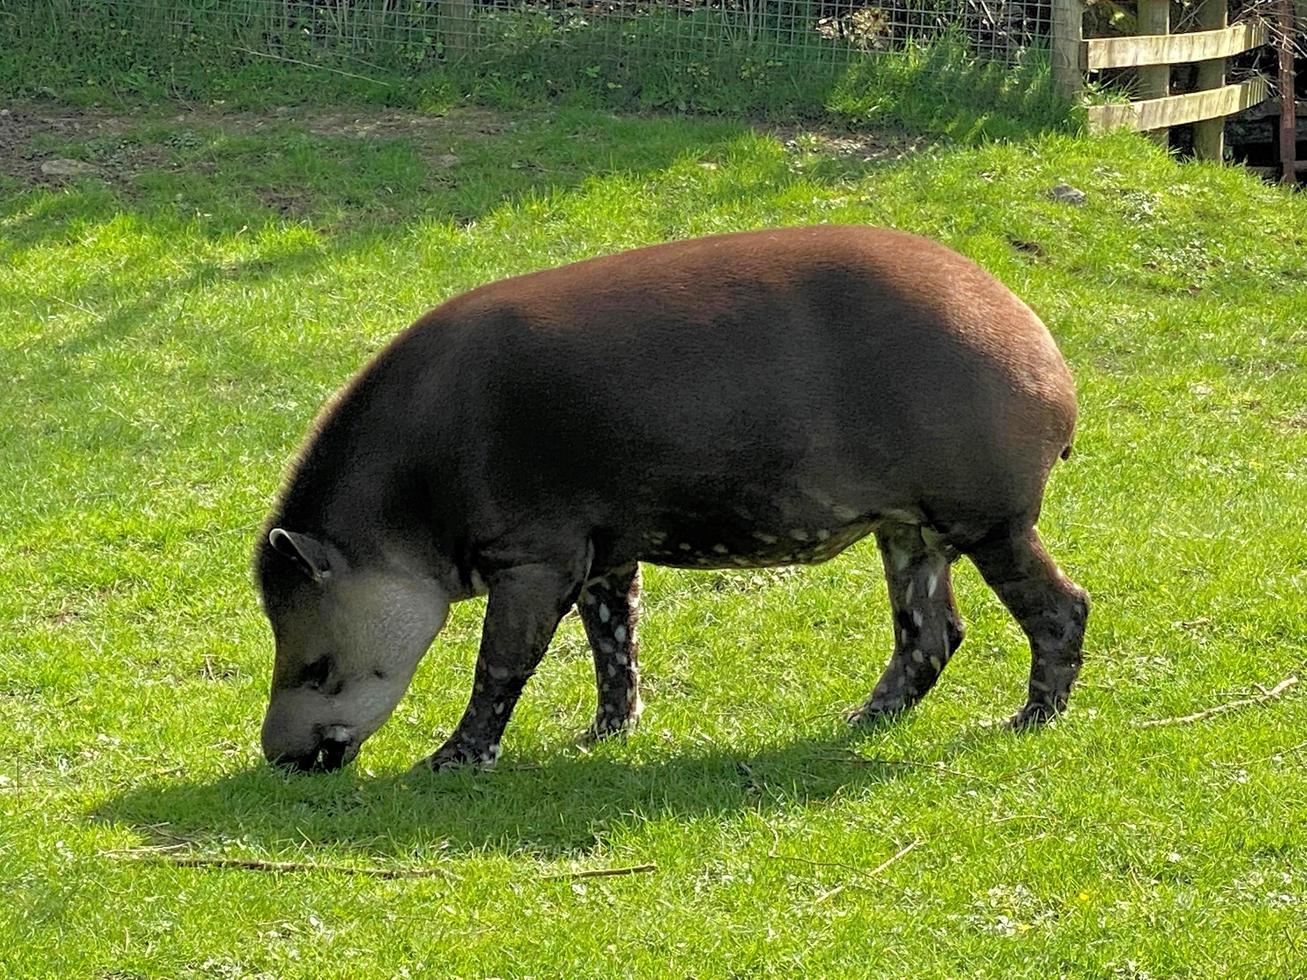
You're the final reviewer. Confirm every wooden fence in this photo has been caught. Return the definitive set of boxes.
[1052,0,1275,160]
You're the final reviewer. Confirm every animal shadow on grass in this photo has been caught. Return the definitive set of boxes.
[92,722,995,860]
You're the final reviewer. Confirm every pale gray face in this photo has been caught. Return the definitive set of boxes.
[259,529,449,772]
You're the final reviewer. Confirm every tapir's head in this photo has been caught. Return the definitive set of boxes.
[255,528,450,772]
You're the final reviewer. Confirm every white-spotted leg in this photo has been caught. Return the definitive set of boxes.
[578,562,643,739]
[849,522,965,723]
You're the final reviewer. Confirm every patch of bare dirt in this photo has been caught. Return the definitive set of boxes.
[301,105,506,140]
[0,101,510,190]
[767,123,932,164]
[1,101,927,198]
[255,186,314,218]
[0,102,218,188]
[0,104,132,186]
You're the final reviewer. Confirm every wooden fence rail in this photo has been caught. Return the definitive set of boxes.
[1084,21,1268,69]
[1053,0,1275,161]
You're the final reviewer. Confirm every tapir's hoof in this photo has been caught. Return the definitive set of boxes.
[415,739,502,773]
[582,698,644,744]
[846,699,909,727]
[1008,700,1065,730]
[582,715,639,745]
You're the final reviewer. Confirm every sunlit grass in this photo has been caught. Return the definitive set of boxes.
[1,101,1304,976]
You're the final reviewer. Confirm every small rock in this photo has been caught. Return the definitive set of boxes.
[1048,182,1087,206]
[0,108,10,117]
[433,153,460,168]
[39,158,100,177]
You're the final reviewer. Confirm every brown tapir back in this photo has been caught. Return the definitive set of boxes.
[257,225,1088,773]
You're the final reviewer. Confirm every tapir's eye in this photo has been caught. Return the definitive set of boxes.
[300,656,332,689]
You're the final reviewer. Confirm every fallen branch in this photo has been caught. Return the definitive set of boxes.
[539,863,657,881]
[108,852,452,880]
[1218,738,1307,768]
[110,850,655,883]
[1137,676,1298,729]
[768,854,866,874]
[813,839,921,904]
[764,823,864,874]
[231,46,390,86]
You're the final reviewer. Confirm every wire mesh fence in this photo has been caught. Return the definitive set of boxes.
[25,0,1055,84]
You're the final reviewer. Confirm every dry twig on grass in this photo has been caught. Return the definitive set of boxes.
[111,850,656,883]
[764,825,867,875]
[812,839,921,904]
[108,851,454,880]
[1136,676,1298,729]
[231,46,389,86]
[539,863,657,881]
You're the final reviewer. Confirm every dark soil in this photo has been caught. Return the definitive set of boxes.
[768,124,930,163]
[0,101,510,190]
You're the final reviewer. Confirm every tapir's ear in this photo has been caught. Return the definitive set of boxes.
[268,528,333,583]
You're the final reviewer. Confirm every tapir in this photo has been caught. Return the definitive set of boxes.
[255,225,1090,773]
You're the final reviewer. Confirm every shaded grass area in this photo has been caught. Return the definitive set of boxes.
[0,0,1071,141]
[2,102,1306,976]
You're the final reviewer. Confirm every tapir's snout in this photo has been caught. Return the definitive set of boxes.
[262,707,359,773]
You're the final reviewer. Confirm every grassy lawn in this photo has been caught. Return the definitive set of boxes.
[2,98,1305,976]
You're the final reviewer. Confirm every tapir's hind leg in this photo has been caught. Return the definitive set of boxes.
[965,524,1089,727]
[578,563,643,740]
[849,522,965,723]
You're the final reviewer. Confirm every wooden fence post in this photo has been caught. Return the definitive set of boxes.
[1052,0,1084,102]
[1138,0,1171,140]
[1279,0,1299,181]
[1192,0,1230,159]
[442,0,476,61]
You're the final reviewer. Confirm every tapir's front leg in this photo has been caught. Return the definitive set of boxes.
[421,562,584,770]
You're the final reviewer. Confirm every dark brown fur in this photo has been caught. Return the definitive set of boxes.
[257,225,1089,771]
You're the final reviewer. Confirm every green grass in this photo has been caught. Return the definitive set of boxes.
[2,97,1306,977]
[0,1,1070,140]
